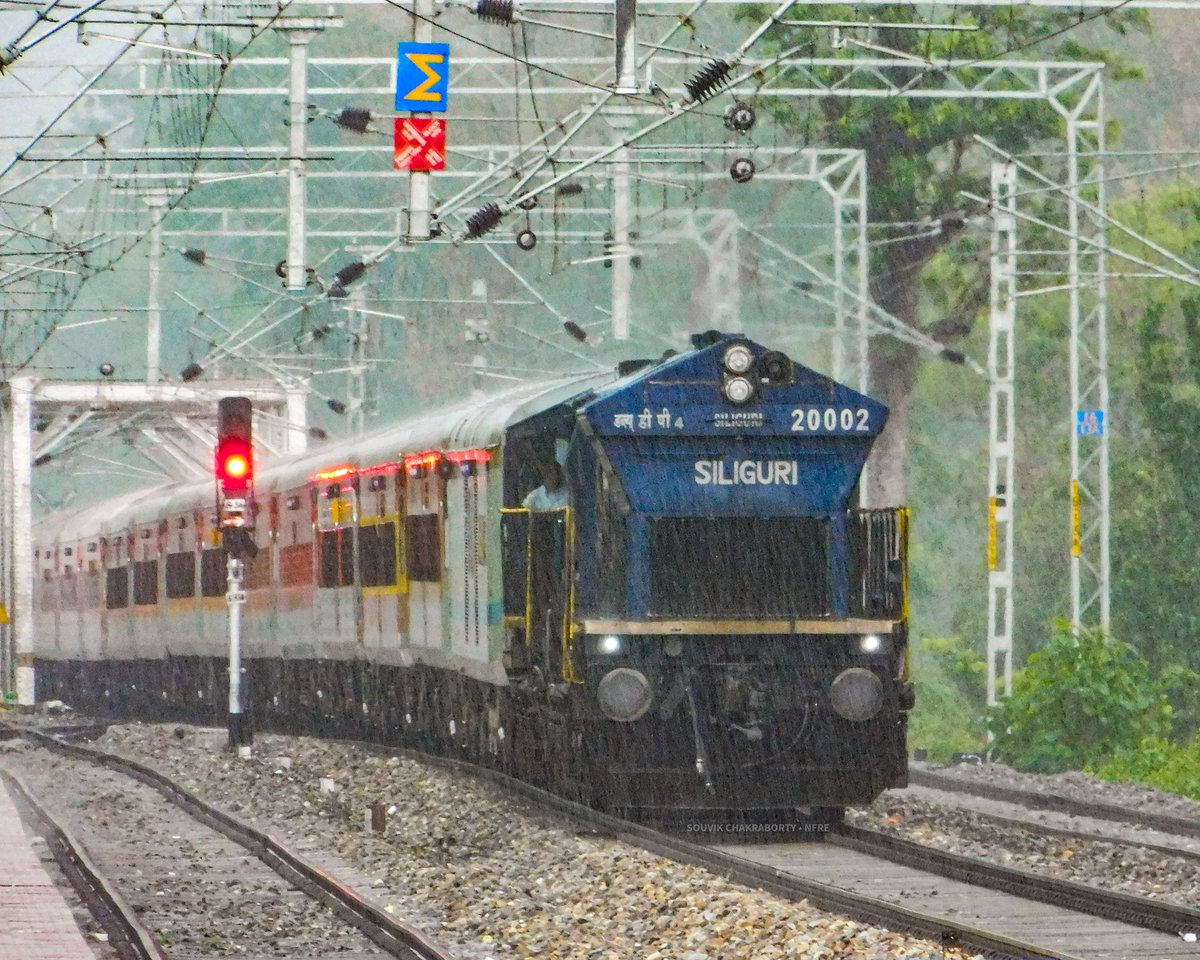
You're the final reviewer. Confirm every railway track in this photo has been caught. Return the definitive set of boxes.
[335,736,1200,960]
[878,781,1200,868]
[911,765,1200,839]
[0,725,451,960]
[3,767,166,960]
[12,721,1200,959]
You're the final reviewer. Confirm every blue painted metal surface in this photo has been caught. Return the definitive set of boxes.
[537,335,891,622]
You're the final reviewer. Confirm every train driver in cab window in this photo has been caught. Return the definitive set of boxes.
[523,459,569,511]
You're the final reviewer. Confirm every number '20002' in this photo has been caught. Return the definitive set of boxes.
[790,407,870,432]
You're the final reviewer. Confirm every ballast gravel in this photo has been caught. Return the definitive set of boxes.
[922,759,1200,822]
[77,723,982,960]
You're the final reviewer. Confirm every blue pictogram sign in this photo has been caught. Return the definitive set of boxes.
[1076,410,1105,436]
[396,42,450,113]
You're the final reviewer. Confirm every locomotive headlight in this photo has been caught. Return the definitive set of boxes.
[598,635,622,655]
[722,375,755,405]
[597,667,652,722]
[830,668,883,722]
[722,343,754,375]
[860,634,885,654]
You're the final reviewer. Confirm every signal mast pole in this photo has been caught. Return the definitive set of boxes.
[215,396,255,756]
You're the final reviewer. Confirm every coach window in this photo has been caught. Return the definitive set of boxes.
[360,521,398,588]
[200,549,227,598]
[404,514,441,582]
[106,566,130,609]
[166,552,197,599]
[133,559,158,605]
[318,528,355,587]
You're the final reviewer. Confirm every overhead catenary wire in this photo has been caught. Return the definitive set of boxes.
[973,136,1200,284]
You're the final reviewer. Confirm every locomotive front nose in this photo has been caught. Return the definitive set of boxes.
[829,667,883,722]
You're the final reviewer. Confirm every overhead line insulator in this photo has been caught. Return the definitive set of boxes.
[464,202,504,240]
[475,0,516,24]
[334,107,373,134]
[334,260,367,287]
[683,58,733,104]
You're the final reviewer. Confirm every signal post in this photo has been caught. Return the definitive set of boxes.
[215,396,256,756]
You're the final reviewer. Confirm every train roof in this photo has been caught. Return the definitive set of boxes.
[35,371,617,543]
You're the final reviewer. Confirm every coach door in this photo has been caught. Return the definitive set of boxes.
[445,451,489,664]
[403,452,443,655]
[314,468,360,656]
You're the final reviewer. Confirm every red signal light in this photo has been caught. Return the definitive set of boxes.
[216,397,254,501]
[216,438,252,492]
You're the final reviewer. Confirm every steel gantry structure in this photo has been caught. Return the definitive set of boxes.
[7,0,1194,708]
[0,378,305,703]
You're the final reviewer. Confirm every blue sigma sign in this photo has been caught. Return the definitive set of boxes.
[1076,410,1105,436]
[396,42,450,112]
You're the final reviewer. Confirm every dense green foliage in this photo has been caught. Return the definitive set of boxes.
[907,635,987,760]
[986,621,1175,772]
[1093,737,1200,800]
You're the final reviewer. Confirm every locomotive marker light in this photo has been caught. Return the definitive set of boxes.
[860,634,883,653]
[215,396,256,757]
[722,342,755,375]
[722,375,756,405]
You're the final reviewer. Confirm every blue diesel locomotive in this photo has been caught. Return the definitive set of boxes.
[32,332,910,822]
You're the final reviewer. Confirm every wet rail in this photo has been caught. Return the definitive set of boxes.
[13,721,1200,959]
[911,766,1200,839]
[887,781,1200,866]
[385,743,1200,960]
[832,822,1200,936]
[2,767,166,960]
[3,725,451,960]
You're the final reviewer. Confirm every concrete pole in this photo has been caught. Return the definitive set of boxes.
[0,396,12,700]
[986,162,1017,709]
[286,386,308,454]
[614,0,638,94]
[470,278,488,400]
[831,192,846,385]
[407,0,435,242]
[610,132,634,340]
[144,192,167,382]
[282,27,317,291]
[226,554,250,755]
[7,381,34,705]
[348,287,367,435]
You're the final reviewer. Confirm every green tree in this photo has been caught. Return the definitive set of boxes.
[987,619,1172,771]
[739,4,1147,504]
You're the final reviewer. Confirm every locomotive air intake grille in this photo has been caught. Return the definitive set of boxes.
[648,516,831,617]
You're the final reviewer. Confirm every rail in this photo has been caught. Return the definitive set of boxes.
[11,726,452,960]
[832,822,1200,936]
[911,766,1200,839]
[2,767,167,960]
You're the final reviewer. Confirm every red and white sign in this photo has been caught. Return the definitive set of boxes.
[394,118,446,171]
